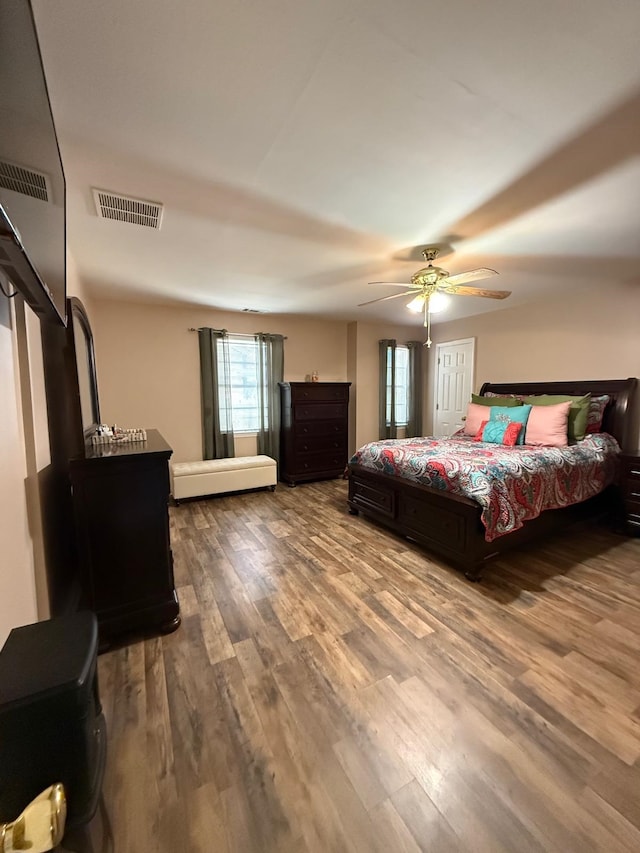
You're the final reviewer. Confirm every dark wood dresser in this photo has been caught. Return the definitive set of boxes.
[620,450,640,536]
[279,382,351,485]
[69,429,181,645]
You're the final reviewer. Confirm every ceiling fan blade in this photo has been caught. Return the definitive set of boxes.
[445,268,498,285]
[446,285,512,299]
[368,281,413,287]
[358,290,416,307]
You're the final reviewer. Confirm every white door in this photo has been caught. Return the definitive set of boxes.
[433,338,475,437]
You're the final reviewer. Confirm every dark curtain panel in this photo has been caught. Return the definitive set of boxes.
[255,333,284,466]
[379,339,397,439]
[406,341,423,437]
[198,328,235,459]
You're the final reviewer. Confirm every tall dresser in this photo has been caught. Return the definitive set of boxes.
[279,382,351,485]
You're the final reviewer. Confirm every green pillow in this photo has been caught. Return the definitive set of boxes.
[471,393,522,408]
[523,394,591,442]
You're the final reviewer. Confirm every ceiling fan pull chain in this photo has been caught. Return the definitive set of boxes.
[423,297,432,348]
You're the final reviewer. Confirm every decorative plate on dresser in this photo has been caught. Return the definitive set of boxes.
[279,382,351,486]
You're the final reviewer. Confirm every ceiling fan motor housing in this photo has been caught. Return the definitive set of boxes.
[422,248,440,262]
[411,265,449,288]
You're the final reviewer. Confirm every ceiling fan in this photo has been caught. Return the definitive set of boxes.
[359,247,511,347]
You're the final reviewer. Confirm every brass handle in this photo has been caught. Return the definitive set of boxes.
[0,784,66,852]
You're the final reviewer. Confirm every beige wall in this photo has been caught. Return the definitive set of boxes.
[426,284,640,447]
[92,299,422,462]
[347,321,427,452]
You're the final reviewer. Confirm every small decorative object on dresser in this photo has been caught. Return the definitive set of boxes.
[279,382,351,486]
[619,450,640,536]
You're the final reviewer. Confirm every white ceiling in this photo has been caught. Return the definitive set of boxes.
[32,0,640,327]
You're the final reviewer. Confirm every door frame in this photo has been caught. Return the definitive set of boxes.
[432,337,476,435]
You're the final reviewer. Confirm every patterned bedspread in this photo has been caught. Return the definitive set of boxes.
[349,434,620,541]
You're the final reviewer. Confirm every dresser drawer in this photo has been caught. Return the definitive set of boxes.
[620,452,640,536]
[290,384,349,403]
[625,480,640,501]
[624,497,640,520]
[294,403,348,421]
[295,420,345,438]
[292,449,348,475]
[294,434,347,454]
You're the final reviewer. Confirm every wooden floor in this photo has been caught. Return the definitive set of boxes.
[98,479,640,852]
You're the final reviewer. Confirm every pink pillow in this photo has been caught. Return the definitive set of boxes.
[525,401,571,447]
[463,402,491,436]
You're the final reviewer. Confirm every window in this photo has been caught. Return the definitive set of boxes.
[386,344,409,426]
[217,336,268,433]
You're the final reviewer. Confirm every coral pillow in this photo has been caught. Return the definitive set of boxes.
[474,419,522,446]
[463,402,493,436]
[525,401,571,447]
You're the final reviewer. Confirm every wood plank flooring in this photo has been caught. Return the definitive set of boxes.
[98,480,640,852]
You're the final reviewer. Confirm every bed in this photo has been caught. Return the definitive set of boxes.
[347,378,637,580]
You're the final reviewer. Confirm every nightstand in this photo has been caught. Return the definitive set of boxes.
[619,451,640,536]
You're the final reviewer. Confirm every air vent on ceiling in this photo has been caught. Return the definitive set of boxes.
[242,308,263,313]
[92,188,163,229]
[0,161,51,202]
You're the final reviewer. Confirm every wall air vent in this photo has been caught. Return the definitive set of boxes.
[0,161,50,202]
[92,188,163,229]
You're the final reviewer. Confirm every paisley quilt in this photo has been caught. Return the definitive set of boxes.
[349,434,620,541]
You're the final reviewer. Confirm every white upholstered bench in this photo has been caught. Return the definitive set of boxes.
[171,455,277,502]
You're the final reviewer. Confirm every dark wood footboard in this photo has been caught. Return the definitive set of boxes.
[348,464,493,579]
[348,464,616,579]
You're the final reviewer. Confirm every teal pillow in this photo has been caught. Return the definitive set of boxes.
[471,393,522,408]
[489,404,532,445]
[523,394,590,442]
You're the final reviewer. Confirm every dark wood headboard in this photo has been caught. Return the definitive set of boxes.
[479,378,637,450]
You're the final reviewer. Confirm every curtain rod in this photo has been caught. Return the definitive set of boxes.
[188,328,287,339]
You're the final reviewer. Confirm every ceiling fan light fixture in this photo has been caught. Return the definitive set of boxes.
[406,291,449,314]
[406,295,424,313]
[427,292,450,313]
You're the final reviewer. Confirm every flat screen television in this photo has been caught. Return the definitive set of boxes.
[0,0,67,326]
